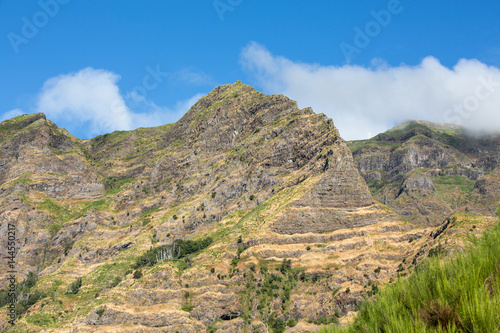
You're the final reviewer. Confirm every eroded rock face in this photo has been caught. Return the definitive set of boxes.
[0,84,495,333]
[348,120,500,226]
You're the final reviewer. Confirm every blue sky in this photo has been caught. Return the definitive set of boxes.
[1,0,499,140]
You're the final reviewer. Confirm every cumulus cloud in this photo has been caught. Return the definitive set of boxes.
[30,67,202,138]
[36,68,133,136]
[241,42,500,140]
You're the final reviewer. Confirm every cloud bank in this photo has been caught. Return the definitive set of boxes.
[241,42,500,140]
[2,68,203,139]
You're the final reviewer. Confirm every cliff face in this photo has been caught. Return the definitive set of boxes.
[348,120,500,226]
[0,84,495,333]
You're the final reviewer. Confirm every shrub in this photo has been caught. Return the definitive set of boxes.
[249,194,255,200]
[287,318,297,327]
[110,276,122,288]
[181,304,193,312]
[66,277,82,294]
[133,269,143,279]
[96,307,105,319]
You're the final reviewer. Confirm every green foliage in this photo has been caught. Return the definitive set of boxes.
[133,269,143,279]
[66,277,82,294]
[287,318,297,327]
[103,176,134,195]
[278,258,292,274]
[63,241,74,256]
[110,276,122,288]
[325,221,500,333]
[0,271,45,317]
[96,308,105,318]
[25,313,56,327]
[249,194,255,200]
[268,313,286,333]
[133,237,213,268]
[181,304,193,312]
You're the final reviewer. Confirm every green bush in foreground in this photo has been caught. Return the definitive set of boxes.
[321,211,500,333]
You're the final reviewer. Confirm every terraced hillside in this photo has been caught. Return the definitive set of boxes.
[0,83,498,332]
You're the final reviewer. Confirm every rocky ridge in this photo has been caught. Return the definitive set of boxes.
[0,84,497,332]
[348,120,500,226]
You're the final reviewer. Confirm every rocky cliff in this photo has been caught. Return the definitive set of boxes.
[0,84,496,333]
[348,120,500,226]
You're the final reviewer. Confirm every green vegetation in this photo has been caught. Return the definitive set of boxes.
[133,237,213,268]
[0,272,45,317]
[25,313,56,327]
[321,208,500,333]
[65,277,82,294]
[35,197,112,237]
[103,176,134,195]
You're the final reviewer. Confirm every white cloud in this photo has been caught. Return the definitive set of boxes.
[34,67,202,138]
[241,42,500,140]
[1,108,24,122]
[36,68,133,136]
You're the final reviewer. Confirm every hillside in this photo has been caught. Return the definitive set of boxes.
[348,120,500,227]
[0,84,498,333]
[323,207,500,333]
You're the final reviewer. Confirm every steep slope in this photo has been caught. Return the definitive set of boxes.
[0,83,435,333]
[348,120,500,226]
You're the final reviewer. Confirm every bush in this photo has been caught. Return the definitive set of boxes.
[133,269,143,279]
[66,277,82,294]
[287,318,297,327]
[110,276,122,288]
[96,308,105,319]
[181,304,193,312]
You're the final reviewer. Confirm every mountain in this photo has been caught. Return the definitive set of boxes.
[347,120,500,226]
[0,83,497,333]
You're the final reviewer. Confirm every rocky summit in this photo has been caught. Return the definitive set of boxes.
[0,82,498,332]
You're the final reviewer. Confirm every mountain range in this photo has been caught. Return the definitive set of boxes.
[0,82,498,333]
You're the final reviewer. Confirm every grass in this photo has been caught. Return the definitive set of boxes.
[25,313,56,327]
[320,205,500,333]
[35,197,112,237]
